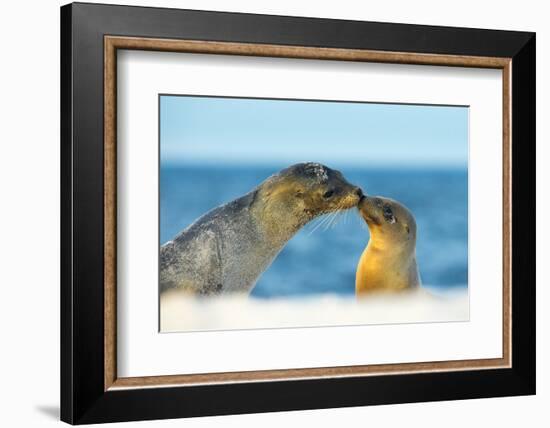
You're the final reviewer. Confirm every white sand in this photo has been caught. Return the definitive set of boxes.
[160,287,469,332]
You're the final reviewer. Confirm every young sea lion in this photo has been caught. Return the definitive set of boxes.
[355,195,421,295]
[161,162,363,295]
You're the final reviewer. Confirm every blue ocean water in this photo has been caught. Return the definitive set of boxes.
[160,165,468,298]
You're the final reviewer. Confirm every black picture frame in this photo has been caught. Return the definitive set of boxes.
[61,2,535,424]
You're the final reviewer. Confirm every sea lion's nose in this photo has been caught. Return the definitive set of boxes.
[355,187,364,199]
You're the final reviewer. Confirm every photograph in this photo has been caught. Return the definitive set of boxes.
[159,94,469,332]
[50,1,539,424]
[55,2,536,424]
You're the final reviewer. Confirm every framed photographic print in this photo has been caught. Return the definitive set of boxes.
[60,2,536,424]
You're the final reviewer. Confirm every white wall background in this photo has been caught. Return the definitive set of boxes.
[0,0,546,426]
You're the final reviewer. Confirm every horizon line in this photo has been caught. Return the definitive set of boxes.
[160,160,468,170]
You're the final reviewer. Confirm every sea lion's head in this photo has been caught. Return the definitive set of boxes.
[358,196,416,246]
[257,163,363,235]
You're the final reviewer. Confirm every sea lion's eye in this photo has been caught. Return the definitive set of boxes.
[323,190,334,199]
[383,206,395,223]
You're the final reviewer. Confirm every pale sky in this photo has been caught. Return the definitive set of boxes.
[160,95,468,168]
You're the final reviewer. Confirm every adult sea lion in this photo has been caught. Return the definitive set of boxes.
[161,162,363,295]
[355,195,421,295]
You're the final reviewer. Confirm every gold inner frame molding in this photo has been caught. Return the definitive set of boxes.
[104,35,512,391]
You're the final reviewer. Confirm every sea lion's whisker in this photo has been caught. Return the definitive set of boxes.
[307,211,331,227]
[322,210,338,231]
[307,219,325,235]
[307,212,333,235]
[321,210,339,230]
[329,208,345,229]
[325,204,347,230]
[324,205,343,230]
[329,212,343,230]
[309,204,342,235]
[336,207,350,227]
[307,214,324,228]
[308,197,355,234]
[323,212,337,231]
